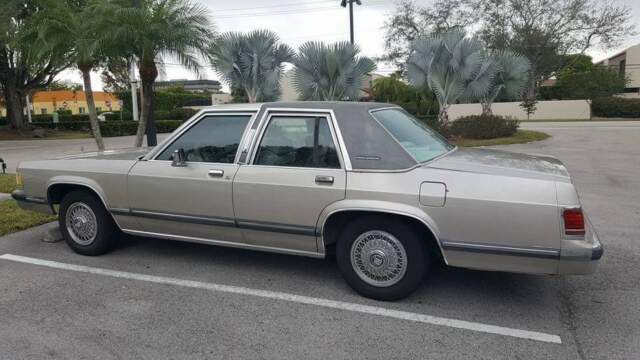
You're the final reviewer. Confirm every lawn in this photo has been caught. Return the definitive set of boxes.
[0,200,57,237]
[0,173,18,194]
[455,130,550,147]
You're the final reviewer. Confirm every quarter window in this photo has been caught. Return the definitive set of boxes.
[254,116,340,169]
[157,115,251,163]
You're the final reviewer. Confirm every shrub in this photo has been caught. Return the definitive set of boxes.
[450,115,519,139]
[31,120,184,137]
[592,97,640,118]
[117,90,211,113]
[0,117,7,126]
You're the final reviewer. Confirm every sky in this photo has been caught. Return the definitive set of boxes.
[59,0,640,91]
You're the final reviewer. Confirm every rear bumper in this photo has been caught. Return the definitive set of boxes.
[11,190,55,215]
[558,218,603,275]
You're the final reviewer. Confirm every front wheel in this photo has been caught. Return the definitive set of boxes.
[59,190,118,256]
[336,216,428,301]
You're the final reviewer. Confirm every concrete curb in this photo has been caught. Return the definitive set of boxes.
[0,193,10,202]
[42,225,63,243]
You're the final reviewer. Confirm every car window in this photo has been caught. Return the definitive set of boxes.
[157,115,251,163]
[371,109,454,162]
[254,116,340,169]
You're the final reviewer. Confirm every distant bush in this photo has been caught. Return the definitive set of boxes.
[414,115,449,137]
[592,97,640,118]
[450,115,519,139]
[0,117,7,126]
[117,90,211,113]
[32,120,184,137]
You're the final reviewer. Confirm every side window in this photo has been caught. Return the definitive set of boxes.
[157,115,251,163]
[254,116,340,169]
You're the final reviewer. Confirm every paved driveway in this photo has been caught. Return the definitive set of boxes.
[0,122,638,359]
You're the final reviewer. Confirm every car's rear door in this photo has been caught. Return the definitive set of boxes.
[126,112,254,243]
[233,110,347,254]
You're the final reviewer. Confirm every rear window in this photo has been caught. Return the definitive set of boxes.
[371,109,454,162]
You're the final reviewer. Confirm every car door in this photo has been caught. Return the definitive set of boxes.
[126,112,254,243]
[233,111,347,254]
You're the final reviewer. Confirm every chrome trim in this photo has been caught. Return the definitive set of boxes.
[148,111,257,163]
[120,229,325,259]
[246,108,351,170]
[441,241,560,259]
[236,220,316,237]
[318,207,448,265]
[128,209,236,227]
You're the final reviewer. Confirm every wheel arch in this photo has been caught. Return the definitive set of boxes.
[318,202,448,265]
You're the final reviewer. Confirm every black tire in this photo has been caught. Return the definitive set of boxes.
[336,216,427,301]
[59,190,118,256]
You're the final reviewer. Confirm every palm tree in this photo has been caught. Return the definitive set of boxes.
[479,51,530,115]
[292,41,376,101]
[95,0,214,147]
[407,30,495,126]
[210,30,294,103]
[31,0,105,150]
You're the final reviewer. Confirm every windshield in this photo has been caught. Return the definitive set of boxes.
[371,108,454,163]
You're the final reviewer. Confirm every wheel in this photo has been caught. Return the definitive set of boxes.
[336,216,428,301]
[59,190,118,256]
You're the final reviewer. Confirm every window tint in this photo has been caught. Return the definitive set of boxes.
[254,116,340,169]
[157,115,251,163]
[372,109,454,162]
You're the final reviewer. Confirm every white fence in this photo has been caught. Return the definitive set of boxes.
[449,100,591,120]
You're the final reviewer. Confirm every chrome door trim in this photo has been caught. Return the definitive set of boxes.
[441,241,560,259]
[246,108,351,170]
[236,219,317,237]
[147,111,258,163]
[121,229,325,259]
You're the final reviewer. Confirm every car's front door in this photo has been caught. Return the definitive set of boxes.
[126,113,253,243]
[233,112,347,254]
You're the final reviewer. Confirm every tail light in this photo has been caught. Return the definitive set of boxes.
[563,208,585,236]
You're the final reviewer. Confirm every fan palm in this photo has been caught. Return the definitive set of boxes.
[210,29,294,103]
[479,51,530,115]
[292,41,376,101]
[407,30,495,126]
[94,0,214,147]
[31,0,105,150]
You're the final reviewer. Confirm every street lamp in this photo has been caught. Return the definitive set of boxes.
[340,0,362,45]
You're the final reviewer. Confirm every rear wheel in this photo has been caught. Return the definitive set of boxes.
[336,216,428,301]
[59,190,118,256]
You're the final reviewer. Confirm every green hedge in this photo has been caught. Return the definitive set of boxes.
[118,90,211,113]
[31,120,184,137]
[450,115,519,139]
[592,97,640,118]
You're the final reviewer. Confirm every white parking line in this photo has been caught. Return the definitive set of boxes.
[1,253,562,344]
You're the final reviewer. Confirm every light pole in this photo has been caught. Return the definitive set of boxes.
[341,0,362,45]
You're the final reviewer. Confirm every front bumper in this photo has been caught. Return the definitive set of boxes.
[558,218,603,275]
[11,190,55,215]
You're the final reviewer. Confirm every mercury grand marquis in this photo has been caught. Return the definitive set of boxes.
[12,102,603,300]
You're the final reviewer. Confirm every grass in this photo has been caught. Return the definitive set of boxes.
[0,200,57,237]
[0,128,91,140]
[454,130,550,147]
[0,173,18,194]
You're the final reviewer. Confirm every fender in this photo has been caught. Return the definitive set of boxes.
[316,199,448,265]
[46,175,111,209]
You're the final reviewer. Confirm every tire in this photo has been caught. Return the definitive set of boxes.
[59,190,118,256]
[336,216,427,301]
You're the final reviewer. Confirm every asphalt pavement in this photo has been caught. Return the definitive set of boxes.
[0,121,639,359]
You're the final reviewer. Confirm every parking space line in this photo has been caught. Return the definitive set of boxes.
[0,253,562,344]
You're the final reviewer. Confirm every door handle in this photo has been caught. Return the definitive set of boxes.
[208,169,224,178]
[315,175,334,185]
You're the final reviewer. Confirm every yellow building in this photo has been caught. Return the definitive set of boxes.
[0,90,121,117]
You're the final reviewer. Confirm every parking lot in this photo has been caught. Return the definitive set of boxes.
[1,122,639,359]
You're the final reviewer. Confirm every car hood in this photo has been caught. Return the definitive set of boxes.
[426,148,571,182]
[61,147,151,160]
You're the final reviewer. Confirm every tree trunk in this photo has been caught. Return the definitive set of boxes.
[135,60,158,147]
[438,105,450,128]
[4,80,26,130]
[481,102,493,116]
[80,67,105,151]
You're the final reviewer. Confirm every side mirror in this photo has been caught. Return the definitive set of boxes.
[171,149,187,167]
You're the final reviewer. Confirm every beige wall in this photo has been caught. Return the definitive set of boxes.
[211,93,232,105]
[449,100,592,120]
[597,44,640,90]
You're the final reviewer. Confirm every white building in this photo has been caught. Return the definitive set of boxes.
[595,43,640,97]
